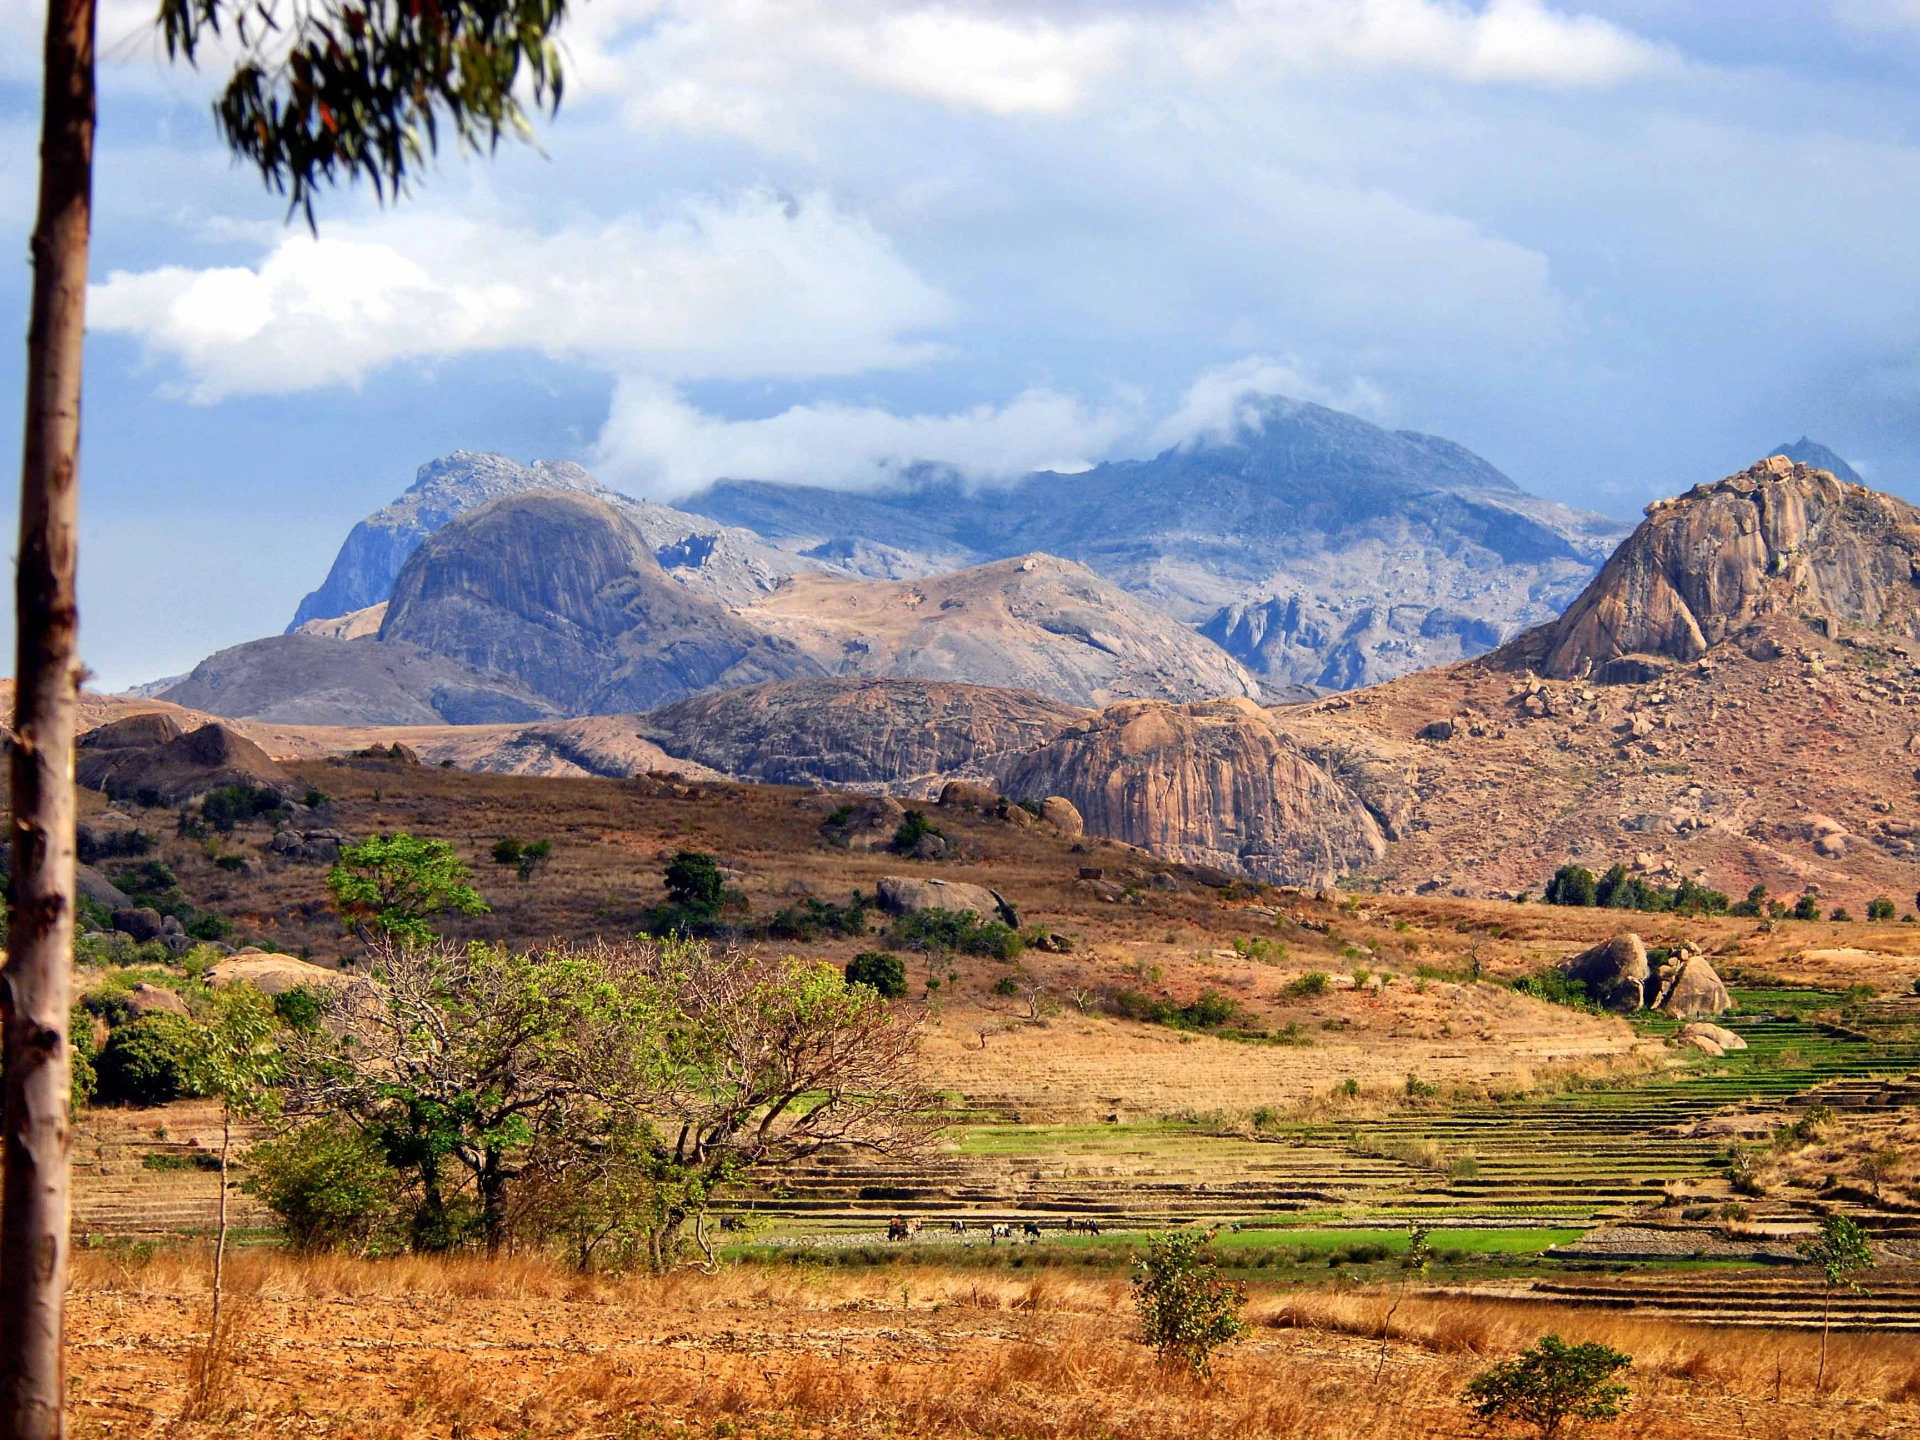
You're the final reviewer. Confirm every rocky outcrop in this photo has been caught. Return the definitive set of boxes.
[687,395,1628,690]
[997,696,1386,887]
[636,679,1087,794]
[160,633,558,726]
[77,719,294,804]
[1506,456,1920,680]
[1676,1021,1746,1055]
[740,554,1263,707]
[290,451,810,628]
[380,492,824,715]
[1562,934,1650,1013]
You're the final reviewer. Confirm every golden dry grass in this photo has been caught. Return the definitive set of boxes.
[66,1248,1920,1439]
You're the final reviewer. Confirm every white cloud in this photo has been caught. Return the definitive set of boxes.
[593,378,1137,496]
[88,189,951,399]
[574,0,1671,146]
[1149,357,1389,451]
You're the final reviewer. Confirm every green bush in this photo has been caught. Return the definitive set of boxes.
[1543,865,1596,906]
[1513,968,1597,1012]
[886,908,1022,960]
[94,1014,201,1106]
[243,1123,400,1252]
[1868,896,1896,922]
[1462,1334,1631,1439]
[1286,970,1331,998]
[201,783,289,832]
[1132,1230,1246,1376]
[891,809,944,854]
[643,851,747,937]
[70,1007,96,1112]
[1112,988,1239,1030]
[272,985,324,1031]
[1793,893,1822,921]
[844,952,907,1000]
[992,975,1020,996]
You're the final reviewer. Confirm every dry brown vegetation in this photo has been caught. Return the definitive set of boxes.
[65,1247,1920,1440]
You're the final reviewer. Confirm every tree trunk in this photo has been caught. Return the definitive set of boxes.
[1819,1287,1832,1393]
[480,1158,508,1256]
[2,0,94,1432]
[210,1112,230,1343]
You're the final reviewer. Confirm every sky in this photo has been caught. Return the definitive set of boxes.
[4,1,1920,687]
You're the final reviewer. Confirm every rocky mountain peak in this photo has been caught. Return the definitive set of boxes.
[1506,455,1920,680]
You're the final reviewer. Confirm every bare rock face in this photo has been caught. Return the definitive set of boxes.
[380,492,823,715]
[998,696,1386,887]
[637,679,1087,794]
[738,554,1264,707]
[1509,456,1920,679]
[160,632,558,726]
[1039,796,1084,837]
[1562,934,1650,1013]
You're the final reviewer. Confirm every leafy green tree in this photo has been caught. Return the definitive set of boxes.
[645,850,748,936]
[891,809,944,855]
[490,836,553,883]
[1543,865,1596,907]
[95,1015,200,1106]
[846,952,908,1000]
[1132,1229,1247,1376]
[1868,895,1897,922]
[1799,1212,1872,1390]
[1463,1334,1631,1439]
[281,939,590,1253]
[327,832,488,946]
[1731,884,1770,918]
[1793,893,1822,921]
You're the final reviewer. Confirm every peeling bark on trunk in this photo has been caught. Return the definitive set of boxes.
[2,0,94,1433]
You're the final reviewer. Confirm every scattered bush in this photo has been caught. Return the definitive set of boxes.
[768,895,872,941]
[1462,1334,1631,1439]
[490,836,553,883]
[886,908,1022,960]
[992,975,1020,996]
[1132,1230,1246,1376]
[1543,865,1596,907]
[1831,906,1855,923]
[1793,893,1822,921]
[642,851,747,938]
[70,1008,96,1112]
[1545,862,1727,916]
[272,986,324,1031]
[200,783,289,833]
[303,788,331,810]
[76,826,155,865]
[844,952,908,999]
[1286,970,1331,998]
[244,1123,402,1252]
[1868,895,1897,921]
[1111,988,1240,1030]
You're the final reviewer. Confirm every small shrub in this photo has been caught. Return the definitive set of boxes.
[769,895,872,941]
[886,908,1021,960]
[824,803,854,827]
[891,810,943,854]
[1793,893,1822,921]
[94,1014,200,1106]
[992,975,1020,996]
[1286,970,1331,998]
[302,788,331,810]
[1512,968,1596,1012]
[1830,906,1855,923]
[1868,895,1897,922]
[243,1123,400,1252]
[1131,1230,1246,1376]
[1404,1072,1438,1100]
[1462,1334,1631,1439]
[201,783,289,833]
[272,986,324,1031]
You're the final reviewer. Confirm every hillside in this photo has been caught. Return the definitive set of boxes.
[686,396,1630,688]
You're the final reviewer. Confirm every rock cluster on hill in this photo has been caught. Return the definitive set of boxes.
[1507,455,1920,680]
[75,714,294,804]
[998,696,1386,887]
[1560,932,1732,1016]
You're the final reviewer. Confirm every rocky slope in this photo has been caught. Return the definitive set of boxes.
[634,678,1088,793]
[998,696,1386,887]
[290,451,814,629]
[738,555,1263,707]
[1504,456,1920,681]
[686,396,1630,690]
[379,491,824,714]
[160,633,557,726]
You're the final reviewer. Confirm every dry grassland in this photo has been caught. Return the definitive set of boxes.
[67,1249,1920,1440]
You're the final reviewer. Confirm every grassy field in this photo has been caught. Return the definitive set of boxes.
[64,1247,1920,1440]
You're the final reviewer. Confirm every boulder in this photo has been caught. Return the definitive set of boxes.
[78,713,183,751]
[1562,933,1650,1013]
[938,781,1001,810]
[1678,1032,1725,1057]
[1001,803,1035,829]
[76,720,295,805]
[74,864,131,912]
[1039,796,1084,837]
[823,795,906,852]
[123,983,189,1018]
[207,953,354,996]
[1677,1021,1746,1051]
[875,876,1008,924]
[1653,954,1734,1017]
[1418,718,1455,741]
[110,907,165,943]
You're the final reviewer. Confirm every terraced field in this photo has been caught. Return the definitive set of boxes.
[740,988,1920,1245]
